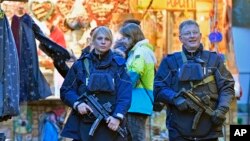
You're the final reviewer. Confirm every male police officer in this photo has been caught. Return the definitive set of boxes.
[154,19,235,141]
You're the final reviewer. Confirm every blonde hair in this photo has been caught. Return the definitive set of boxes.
[91,26,113,44]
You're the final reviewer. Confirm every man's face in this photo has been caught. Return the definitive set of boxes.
[14,2,26,15]
[179,24,202,52]
[93,33,112,54]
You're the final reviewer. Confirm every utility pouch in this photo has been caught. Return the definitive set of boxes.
[87,72,115,93]
[178,62,204,81]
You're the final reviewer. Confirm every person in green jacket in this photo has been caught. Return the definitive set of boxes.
[118,23,157,141]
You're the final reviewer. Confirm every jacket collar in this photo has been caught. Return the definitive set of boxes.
[87,49,113,69]
[182,44,203,60]
[130,39,149,52]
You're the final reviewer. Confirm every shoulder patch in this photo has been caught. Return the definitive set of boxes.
[135,55,140,59]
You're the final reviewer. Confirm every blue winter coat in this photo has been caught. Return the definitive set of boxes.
[0,14,20,119]
[60,50,132,141]
[11,14,52,102]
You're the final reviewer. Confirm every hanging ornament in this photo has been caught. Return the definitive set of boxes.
[65,0,90,30]
[57,0,74,17]
[29,0,54,21]
[85,0,127,25]
[209,31,223,43]
[209,0,223,51]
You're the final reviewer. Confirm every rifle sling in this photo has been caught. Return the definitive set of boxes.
[84,58,90,77]
[139,78,154,104]
[191,75,215,89]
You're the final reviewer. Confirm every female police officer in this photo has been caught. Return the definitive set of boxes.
[60,26,132,141]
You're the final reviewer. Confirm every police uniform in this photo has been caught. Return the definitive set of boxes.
[60,50,132,141]
[154,44,235,140]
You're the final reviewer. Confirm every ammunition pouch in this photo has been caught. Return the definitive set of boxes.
[178,62,204,81]
[87,72,115,93]
[83,58,116,93]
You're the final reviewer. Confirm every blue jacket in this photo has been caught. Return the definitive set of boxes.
[42,121,59,141]
[60,50,132,140]
[154,45,235,139]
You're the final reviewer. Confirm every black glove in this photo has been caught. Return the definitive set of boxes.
[173,96,188,111]
[212,107,228,125]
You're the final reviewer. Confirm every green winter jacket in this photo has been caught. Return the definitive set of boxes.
[126,39,157,115]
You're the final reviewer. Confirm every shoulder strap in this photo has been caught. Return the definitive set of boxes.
[83,58,91,86]
[206,51,219,68]
[181,51,187,63]
[201,51,211,67]
[191,51,217,89]
[83,59,90,78]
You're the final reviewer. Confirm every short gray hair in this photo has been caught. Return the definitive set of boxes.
[179,19,199,34]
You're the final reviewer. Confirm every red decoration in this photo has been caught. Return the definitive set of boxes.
[85,0,127,25]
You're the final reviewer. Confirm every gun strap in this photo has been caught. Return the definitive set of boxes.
[83,58,90,85]
[139,78,154,104]
[191,75,215,89]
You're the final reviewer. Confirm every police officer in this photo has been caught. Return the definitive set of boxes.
[154,20,235,141]
[60,26,132,141]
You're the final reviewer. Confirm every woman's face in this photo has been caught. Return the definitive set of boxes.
[120,36,133,49]
[93,33,112,54]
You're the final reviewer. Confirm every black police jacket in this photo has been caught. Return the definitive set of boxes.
[154,44,235,139]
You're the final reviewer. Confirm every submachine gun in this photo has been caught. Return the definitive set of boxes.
[78,93,127,138]
[178,88,215,130]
